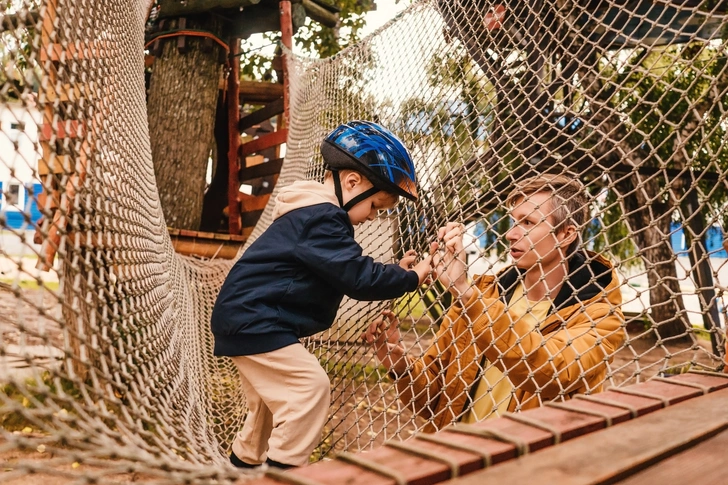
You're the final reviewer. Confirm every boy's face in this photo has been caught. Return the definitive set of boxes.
[342,173,398,225]
[505,191,575,271]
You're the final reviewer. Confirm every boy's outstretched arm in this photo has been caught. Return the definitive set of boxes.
[295,212,430,300]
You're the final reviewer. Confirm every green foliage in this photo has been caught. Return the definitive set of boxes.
[585,189,641,268]
[1,373,80,432]
[588,42,728,260]
[240,0,378,81]
[296,0,376,58]
[0,3,41,98]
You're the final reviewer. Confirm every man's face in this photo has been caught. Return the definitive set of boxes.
[506,192,573,270]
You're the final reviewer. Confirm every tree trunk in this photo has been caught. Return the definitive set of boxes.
[615,175,691,342]
[200,91,230,232]
[682,189,722,354]
[147,17,224,230]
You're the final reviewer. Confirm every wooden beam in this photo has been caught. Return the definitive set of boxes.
[40,41,102,61]
[169,229,246,259]
[309,0,341,13]
[443,389,728,485]
[157,0,261,18]
[241,209,265,227]
[240,158,284,181]
[39,120,85,141]
[238,98,284,132]
[240,129,288,157]
[229,6,281,39]
[280,0,293,123]
[302,0,338,27]
[243,174,278,196]
[239,81,284,104]
[239,193,271,212]
[228,39,242,235]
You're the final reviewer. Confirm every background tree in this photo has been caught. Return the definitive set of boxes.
[432,2,728,343]
[146,0,376,231]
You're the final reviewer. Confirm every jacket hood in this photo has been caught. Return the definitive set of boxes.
[495,250,621,316]
[272,180,340,220]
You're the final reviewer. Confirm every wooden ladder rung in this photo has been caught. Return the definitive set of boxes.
[239,98,285,132]
[240,158,284,181]
[240,129,288,157]
[239,193,271,213]
[39,120,84,141]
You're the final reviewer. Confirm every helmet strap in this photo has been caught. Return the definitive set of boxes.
[331,168,381,212]
[342,186,380,212]
[331,169,345,208]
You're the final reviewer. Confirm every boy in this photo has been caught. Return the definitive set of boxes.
[211,121,432,469]
[364,174,625,430]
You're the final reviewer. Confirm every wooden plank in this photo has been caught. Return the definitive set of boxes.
[240,129,288,157]
[157,0,261,18]
[39,120,85,141]
[302,0,338,27]
[240,380,728,485]
[239,193,271,212]
[616,428,728,484]
[443,388,728,485]
[671,371,728,391]
[241,209,264,228]
[241,226,255,240]
[240,158,284,181]
[228,38,242,235]
[40,41,101,62]
[37,155,71,175]
[280,0,293,123]
[243,174,278,196]
[239,80,284,104]
[170,237,242,259]
[238,98,284,132]
[43,83,85,103]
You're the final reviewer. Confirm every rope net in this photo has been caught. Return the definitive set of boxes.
[0,0,726,482]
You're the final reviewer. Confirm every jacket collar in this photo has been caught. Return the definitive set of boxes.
[496,251,614,313]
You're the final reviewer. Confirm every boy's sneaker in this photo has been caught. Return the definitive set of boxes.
[265,458,295,470]
[229,451,258,469]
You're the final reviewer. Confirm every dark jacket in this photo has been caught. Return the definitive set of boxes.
[211,180,419,356]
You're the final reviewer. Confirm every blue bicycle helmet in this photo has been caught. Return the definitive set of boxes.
[321,121,418,211]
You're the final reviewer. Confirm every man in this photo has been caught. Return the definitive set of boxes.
[364,174,626,431]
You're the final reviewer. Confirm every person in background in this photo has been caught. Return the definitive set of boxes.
[364,174,626,431]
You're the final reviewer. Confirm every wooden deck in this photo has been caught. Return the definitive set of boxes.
[242,371,728,485]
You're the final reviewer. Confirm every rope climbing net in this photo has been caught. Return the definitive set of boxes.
[0,0,727,483]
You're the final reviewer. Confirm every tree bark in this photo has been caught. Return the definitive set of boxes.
[147,17,224,230]
[614,175,691,342]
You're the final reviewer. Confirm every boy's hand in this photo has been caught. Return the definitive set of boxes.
[398,249,418,271]
[412,254,433,286]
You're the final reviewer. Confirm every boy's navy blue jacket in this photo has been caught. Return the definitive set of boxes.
[211,180,419,357]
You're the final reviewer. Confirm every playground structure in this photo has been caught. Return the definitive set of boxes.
[0,0,727,483]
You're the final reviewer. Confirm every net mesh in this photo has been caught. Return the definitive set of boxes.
[1,0,727,482]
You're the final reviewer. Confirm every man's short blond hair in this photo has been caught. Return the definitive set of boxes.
[506,174,589,254]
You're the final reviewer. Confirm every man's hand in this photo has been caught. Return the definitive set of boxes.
[362,310,401,346]
[361,310,408,375]
[432,222,472,300]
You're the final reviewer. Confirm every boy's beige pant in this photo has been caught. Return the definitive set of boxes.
[230,343,330,467]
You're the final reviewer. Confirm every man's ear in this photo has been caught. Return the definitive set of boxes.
[560,224,578,247]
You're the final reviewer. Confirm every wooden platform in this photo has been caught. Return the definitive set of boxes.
[168,228,246,259]
[241,371,728,485]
